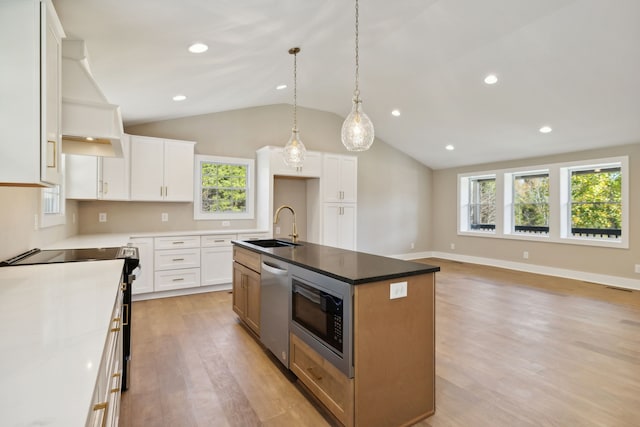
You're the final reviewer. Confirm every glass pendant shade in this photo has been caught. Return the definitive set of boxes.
[283,128,306,168]
[341,99,374,151]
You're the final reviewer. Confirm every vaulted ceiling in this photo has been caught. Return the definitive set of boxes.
[53,0,640,169]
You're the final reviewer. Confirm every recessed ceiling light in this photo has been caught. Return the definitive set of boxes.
[484,74,498,85]
[172,94,187,102]
[188,43,208,54]
[276,84,287,90]
[539,126,552,134]
[391,109,401,117]
[445,144,455,151]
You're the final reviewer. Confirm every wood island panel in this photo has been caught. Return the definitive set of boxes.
[353,272,435,427]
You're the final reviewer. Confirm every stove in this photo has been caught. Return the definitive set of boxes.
[1,246,140,391]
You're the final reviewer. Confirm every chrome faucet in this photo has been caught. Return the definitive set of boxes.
[274,205,298,242]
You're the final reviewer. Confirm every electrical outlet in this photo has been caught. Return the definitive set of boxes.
[410,242,415,249]
[33,214,38,231]
[635,264,640,274]
[98,212,107,223]
[72,213,76,224]
[161,213,169,222]
[523,251,529,259]
[450,243,455,250]
[390,281,408,299]
[275,226,281,235]
[222,221,230,227]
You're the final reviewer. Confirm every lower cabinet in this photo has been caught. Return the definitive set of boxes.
[201,234,234,287]
[88,290,123,427]
[232,247,261,335]
[153,236,200,292]
[290,333,354,427]
[323,203,356,250]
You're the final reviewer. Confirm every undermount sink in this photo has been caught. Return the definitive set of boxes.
[246,239,300,248]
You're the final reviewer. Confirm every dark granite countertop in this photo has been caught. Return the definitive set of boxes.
[232,239,439,285]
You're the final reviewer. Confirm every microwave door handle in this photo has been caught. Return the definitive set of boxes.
[293,286,322,304]
[261,261,288,276]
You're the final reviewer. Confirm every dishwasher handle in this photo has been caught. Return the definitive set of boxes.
[262,261,289,276]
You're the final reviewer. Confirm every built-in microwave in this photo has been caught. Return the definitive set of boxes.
[290,265,353,378]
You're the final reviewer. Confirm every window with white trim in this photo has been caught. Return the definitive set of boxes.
[193,155,254,220]
[458,156,628,248]
[40,156,66,228]
[459,175,496,233]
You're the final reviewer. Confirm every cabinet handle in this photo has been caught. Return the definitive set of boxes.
[47,140,57,168]
[111,317,121,332]
[165,186,168,197]
[307,367,323,381]
[111,373,121,393]
[103,182,109,195]
[172,258,185,261]
[172,241,185,245]
[160,186,163,197]
[214,239,225,243]
[92,402,108,427]
[172,277,185,282]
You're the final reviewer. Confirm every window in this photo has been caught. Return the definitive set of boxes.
[569,166,622,240]
[469,177,496,231]
[193,155,254,220]
[512,172,549,235]
[40,157,66,228]
[458,156,628,248]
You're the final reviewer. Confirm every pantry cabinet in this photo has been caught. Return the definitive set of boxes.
[0,0,65,186]
[322,203,357,250]
[130,135,196,201]
[323,154,357,203]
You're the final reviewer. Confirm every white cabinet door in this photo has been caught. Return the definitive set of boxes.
[267,147,322,177]
[101,133,130,200]
[163,139,195,201]
[130,136,165,201]
[201,246,233,286]
[130,136,195,201]
[65,154,99,199]
[322,204,357,250]
[322,154,357,203]
[0,0,64,186]
[129,238,154,295]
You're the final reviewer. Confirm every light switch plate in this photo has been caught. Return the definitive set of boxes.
[161,213,169,222]
[98,213,107,223]
[390,281,408,299]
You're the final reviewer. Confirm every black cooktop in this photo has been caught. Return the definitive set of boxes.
[1,247,138,267]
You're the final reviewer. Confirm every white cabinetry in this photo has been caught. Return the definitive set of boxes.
[153,236,201,292]
[130,135,196,201]
[66,134,130,200]
[263,146,322,177]
[322,204,357,250]
[129,237,153,295]
[201,235,234,288]
[0,0,65,186]
[321,153,357,250]
[87,290,122,427]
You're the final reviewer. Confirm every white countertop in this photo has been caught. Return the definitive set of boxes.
[0,260,124,427]
[44,229,270,249]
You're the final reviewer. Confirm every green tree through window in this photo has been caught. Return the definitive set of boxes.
[513,173,549,233]
[200,162,247,213]
[571,167,621,234]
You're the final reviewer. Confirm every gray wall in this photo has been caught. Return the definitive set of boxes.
[79,104,433,256]
[0,187,78,260]
[432,142,640,280]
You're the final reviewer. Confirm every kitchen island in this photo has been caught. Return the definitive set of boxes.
[232,239,439,427]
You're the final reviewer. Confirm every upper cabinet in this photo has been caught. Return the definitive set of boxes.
[130,135,196,202]
[322,154,357,203]
[259,146,322,178]
[66,134,131,200]
[0,0,65,186]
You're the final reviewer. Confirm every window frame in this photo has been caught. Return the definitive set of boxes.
[458,173,497,235]
[40,156,66,228]
[458,156,628,248]
[193,154,255,221]
[504,169,550,238]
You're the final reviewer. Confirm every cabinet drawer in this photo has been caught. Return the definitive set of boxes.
[233,246,261,273]
[290,333,353,426]
[201,234,235,247]
[155,268,201,291]
[154,248,200,270]
[237,232,271,241]
[154,235,200,249]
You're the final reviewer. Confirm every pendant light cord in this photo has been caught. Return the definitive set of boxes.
[293,50,298,131]
[354,0,360,101]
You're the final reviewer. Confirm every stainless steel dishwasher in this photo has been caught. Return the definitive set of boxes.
[260,255,291,368]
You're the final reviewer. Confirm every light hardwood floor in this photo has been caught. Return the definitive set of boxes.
[120,259,640,427]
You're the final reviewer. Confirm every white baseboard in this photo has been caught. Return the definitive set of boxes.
[390,251,640,291]
[133,283,232,302]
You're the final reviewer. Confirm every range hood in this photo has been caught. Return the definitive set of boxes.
[61,39,124,157]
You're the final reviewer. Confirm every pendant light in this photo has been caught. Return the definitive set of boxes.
[283,47,306,168]
[341,0,374,152]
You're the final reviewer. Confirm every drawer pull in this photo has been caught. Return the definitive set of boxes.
[122,303,129,326]
[93,401,108,427]
[307,367,323,381]
[172,258,185,261]
[111,373,121,393]
[172,278,185,282]
[111,317,121,332]
[172,241,185,245]
[214,239,225,243]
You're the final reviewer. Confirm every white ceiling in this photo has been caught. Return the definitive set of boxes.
[52,0,640,170]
